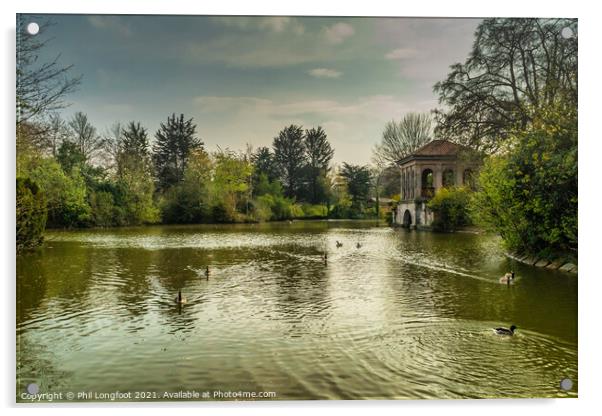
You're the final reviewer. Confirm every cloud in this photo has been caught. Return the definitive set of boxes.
[191,94,433,163]
[87,16,132,37]
[385,48,419,60]
[211,16,305,35]
[324,22,355,44]
[308,68,342,78]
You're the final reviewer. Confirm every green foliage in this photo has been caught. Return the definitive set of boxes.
[339,163,372,210]
[161,150,212,223]
[88,190,119,227]
[273,124,306,198]
[211,149,253,222]
[428,187,472,232]
[471,104,577,257]
[26,158,91,227]
[56,140,86,173]
[16,177,47,252]
[152,113,203,191]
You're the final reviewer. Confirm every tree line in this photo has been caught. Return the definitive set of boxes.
[17,17,578,262]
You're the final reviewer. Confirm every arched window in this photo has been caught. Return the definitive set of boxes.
[421,169,434,198]
[442,169,455,187]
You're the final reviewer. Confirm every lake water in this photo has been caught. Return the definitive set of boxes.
[16,221,577,401]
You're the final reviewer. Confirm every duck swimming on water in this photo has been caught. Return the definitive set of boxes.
[494,325,517,336]
[356,242,362,249]
[499,271,515,285]
[336,241,343,248]
[175,290,187,304]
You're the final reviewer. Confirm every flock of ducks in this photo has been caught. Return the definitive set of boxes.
[174,239,520,337]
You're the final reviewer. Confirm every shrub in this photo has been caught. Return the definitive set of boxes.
[471,105,577,257]
[428,187,472,231]
[16,177,47,252]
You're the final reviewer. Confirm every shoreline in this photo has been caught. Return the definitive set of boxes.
[506,252,577,274]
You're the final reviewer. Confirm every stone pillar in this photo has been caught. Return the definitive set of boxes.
[399,168,404,200]
[456,165,464,187]
[415,165,422,198]
[434,165,443,191]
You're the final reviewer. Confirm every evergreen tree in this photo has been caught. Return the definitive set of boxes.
[152,113,203,191]
[272,125,306,198]
[251,146,279,182]
[121,121,149,159]
[304,126,334,204]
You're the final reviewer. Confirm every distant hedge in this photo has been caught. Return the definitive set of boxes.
[16,177,47,252]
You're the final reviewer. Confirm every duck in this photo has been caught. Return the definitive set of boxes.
[494,325,517,336]
[336,241,343,248]
[205,266,210,279]
[499,271,515,284]
[356,242,362,249]
[174,290,187,304]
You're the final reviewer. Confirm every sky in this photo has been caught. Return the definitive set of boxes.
[24,14,482,164]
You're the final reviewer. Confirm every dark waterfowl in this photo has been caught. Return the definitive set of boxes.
[323,253,328,264]
[494,325,517,336]
[175,290,187,304]
[205,266,210,279]
[336,241,343,248]
[356,242,362,249]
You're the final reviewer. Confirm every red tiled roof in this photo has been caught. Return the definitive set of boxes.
[412,140,464,156]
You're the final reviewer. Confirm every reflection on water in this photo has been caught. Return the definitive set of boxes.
[16,221,577,400]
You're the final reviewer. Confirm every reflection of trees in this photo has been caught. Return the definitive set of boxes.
[17,251,48,324]
[17,241,96,324]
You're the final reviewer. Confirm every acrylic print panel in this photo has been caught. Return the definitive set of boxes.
[15,14,578,402]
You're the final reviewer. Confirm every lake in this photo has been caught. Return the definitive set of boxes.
[16,221,577,401]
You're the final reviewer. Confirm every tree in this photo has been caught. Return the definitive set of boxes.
[161,149,212,224]
[16,17,81,124]
[45,113,69,157]
[152,113,203,191]
[26,158,91,227]
[251,146,279,182]
[373,113,433,165]
[113,122,158,225]
[121,121,149,159]
[16,177,47,251]
[210,149,254,222]
[434,18,577,153]
[470,102,577,258]
[339,163,372,210]
[272,125,306,198]
[304,126,334,204]
[68,112,105,162]
[56,140,86,173]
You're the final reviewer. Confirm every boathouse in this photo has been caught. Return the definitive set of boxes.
[393,140,479,228]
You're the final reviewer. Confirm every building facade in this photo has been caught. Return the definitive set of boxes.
[393,140,479,228]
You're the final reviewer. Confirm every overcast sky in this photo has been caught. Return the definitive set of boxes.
[26,14,482,164]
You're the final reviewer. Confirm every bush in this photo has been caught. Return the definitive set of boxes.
[471,105,577,257]
[16,177,47,252]
[428,187,472,231]
[300,204,327,218]
[26,159,91,227]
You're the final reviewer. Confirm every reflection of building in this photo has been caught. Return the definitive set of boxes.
[393,140,479,228]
